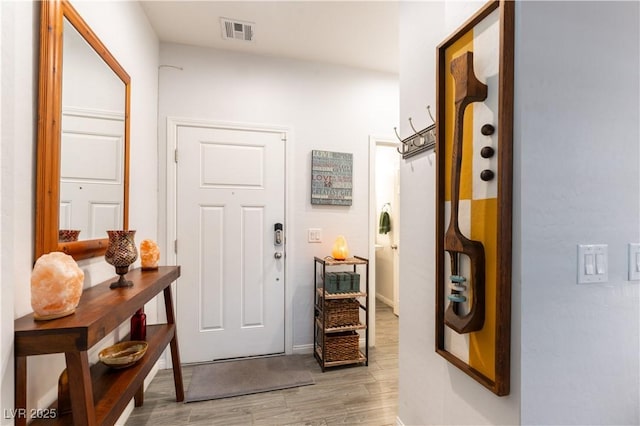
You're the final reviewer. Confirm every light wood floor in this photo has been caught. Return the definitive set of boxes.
[126,303,398,425]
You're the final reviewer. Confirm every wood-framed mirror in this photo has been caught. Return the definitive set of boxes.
[35,0,130,261]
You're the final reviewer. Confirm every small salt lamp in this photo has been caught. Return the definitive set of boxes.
[31,252,84,320]
[332,235,349,260]
[140,239,160,270]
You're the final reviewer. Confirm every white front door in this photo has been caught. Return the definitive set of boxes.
[176,124,286,363]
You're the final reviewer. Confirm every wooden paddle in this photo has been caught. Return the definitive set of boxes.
[444,51,487,334]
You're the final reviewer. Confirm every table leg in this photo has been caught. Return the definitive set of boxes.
[65,351,96,426]
[164,286,184,402]
[14,356,27,426]
[134,385,144,407]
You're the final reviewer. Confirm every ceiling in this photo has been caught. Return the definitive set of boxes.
[139,1,399,74]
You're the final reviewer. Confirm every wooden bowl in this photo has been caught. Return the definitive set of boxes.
[99,341,148,369]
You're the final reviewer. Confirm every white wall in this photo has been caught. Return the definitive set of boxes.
[157,43,398,349]
[517,2,639,424]
[397,3,442,423]
[0,0,3,418]
[1,2,38,422]
[398,1,639,425]
[0,2,7,422]
[1,1,159,420]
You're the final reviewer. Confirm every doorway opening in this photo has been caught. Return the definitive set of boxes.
[369,136,401,346]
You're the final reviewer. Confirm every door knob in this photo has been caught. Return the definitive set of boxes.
[274,252,283,259]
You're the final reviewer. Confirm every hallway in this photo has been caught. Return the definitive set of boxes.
[127,303,399,425]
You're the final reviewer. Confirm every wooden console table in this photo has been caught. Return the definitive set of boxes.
[14,266,184,426]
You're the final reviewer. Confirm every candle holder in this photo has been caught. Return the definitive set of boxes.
[105,230,138,289]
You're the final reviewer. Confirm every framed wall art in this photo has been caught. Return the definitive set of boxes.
[311,150,353,206]
[435,0,514,396]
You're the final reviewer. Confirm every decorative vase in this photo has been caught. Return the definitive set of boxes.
[105,230,138,289]
[332,235,349,260]
[140,239,160,270]
[130,308,147,340]
[31,252,84,320]
[58,229,81,242]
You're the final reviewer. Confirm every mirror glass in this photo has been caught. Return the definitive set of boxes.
[59,18,126,242]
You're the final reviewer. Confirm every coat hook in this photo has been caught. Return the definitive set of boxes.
[397,144,408,155]
[393,127,404,143]
[426,105,435,124]
[408,117,419,134]
[408,118,425,146]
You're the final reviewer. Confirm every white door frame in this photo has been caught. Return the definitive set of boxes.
[165,116,294,357]
[368,135,400,331]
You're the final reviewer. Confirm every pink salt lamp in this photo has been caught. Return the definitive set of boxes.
[140,239,160,270]
[31,252,84,320]
[332,235,349,260]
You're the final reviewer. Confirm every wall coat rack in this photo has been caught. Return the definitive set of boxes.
[395,106,436,159]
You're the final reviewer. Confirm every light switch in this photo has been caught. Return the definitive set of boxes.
[585,254,595,275]
[308,228,322,243]
[629,243,640,281]
[595,253,606,275]
[578,244,608,284]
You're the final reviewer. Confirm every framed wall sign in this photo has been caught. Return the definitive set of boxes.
[311,150,353,206]
[435,0,514,396]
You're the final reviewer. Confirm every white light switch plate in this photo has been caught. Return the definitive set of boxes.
[629,243,640,281]
[308,228,322,243]
[578,244,608,284]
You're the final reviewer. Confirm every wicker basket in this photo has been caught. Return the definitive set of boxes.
[320,331,360,362]
[324,299,360,328]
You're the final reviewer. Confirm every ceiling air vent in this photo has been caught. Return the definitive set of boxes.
[221,18,255,42]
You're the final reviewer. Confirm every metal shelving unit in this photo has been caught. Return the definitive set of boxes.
[313,256,369,371]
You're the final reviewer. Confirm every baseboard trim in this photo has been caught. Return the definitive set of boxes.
[376,294,394,308]
[293,343,314,355]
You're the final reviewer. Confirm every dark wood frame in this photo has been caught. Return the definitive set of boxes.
[435,0,514,396]
[35,0,131,261]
